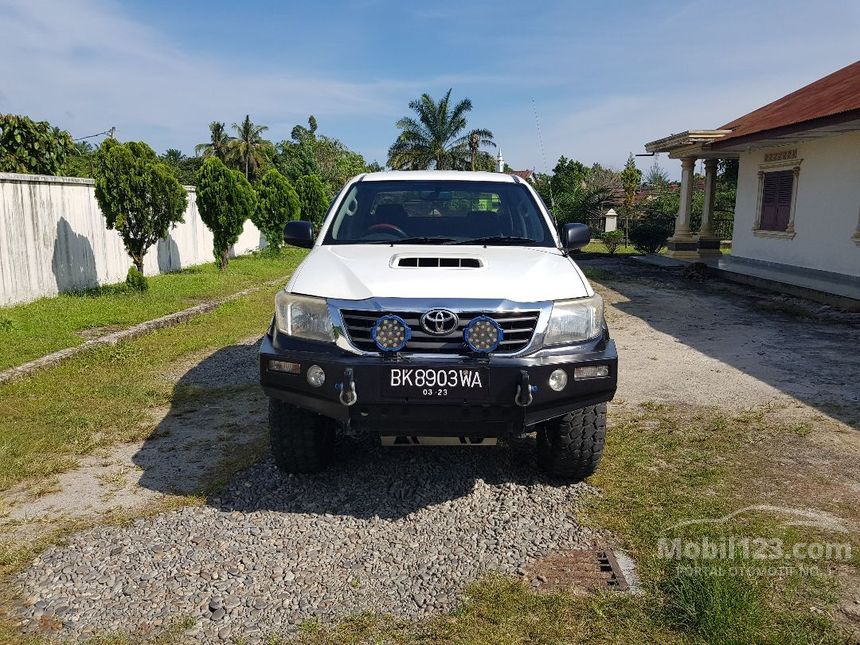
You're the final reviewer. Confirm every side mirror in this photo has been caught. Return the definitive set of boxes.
[560,223,591,250]
[283,220,314,248]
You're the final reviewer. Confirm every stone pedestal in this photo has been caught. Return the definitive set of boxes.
[666,235,701,259]
[697,235,722,256]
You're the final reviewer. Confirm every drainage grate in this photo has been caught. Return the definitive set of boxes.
[522,548,629,593]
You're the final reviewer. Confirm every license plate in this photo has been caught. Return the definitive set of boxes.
[382,367,490,399]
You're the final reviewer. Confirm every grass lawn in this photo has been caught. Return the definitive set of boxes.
[0,249,306,371]
[0,273,292,493]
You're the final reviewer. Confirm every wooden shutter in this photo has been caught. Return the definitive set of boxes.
[760,171,794,231]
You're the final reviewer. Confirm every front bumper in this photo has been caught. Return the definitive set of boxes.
[260,328,617,434]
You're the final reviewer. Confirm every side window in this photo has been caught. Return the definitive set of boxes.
[759,170,794,232]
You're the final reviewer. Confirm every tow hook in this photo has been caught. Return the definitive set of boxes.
[515,370,536,407]
[336,368,358,407]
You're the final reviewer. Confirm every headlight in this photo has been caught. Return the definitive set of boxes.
[274,291,334,342]
[544,294,604,345]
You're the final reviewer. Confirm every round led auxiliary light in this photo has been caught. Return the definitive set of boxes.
[371,315,411,352]
[463,316,504,353]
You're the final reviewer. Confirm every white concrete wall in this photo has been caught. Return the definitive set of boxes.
[0,173,264,306]
[732,131,860,277]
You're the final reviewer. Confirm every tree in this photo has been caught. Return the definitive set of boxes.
[549,156,589,199]
[620,153,642,245]
[467,128,496,171]
[61,140,97,177]
[387,89,491,170]
[295,174,330,229]
[228,115,272,180]
[553,185,613,225]
[644,160,670,188]
[93,139,187,284]
[0,114,76,175]
[253,168,300,251]
[275,115,373,195]
[195,121,232,161]
[159,149,201,185]
[196,157,258,270]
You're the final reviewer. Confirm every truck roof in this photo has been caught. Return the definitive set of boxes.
[358,170,518,183]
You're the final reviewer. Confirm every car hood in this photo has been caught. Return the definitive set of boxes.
[285,244,592,302]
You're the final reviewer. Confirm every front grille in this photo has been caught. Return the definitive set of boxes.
[339,309,540,354]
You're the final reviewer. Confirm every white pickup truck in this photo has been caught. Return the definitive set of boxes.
[259,171,617,480]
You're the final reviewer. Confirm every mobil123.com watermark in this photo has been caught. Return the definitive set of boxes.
[658,506,853,577]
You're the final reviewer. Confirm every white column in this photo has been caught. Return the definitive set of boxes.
[666,156,700,258]
[697,159,722,256]
[675,156,696,236]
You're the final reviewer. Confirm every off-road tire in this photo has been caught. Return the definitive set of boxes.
[268,398,336,473]
[536,403,606,481]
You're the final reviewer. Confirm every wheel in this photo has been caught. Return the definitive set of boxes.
[268,397,336,473]
[536,403,606,481]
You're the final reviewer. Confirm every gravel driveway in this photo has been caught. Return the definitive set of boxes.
[18,444,595,641]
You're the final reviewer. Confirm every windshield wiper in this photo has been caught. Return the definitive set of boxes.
[365,236,456,245]
[448,235,537,246]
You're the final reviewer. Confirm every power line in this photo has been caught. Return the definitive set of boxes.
[73,126,116,142]
[530,98,554,210]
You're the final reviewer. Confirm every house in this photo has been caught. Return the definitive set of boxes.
[644,60,860,308]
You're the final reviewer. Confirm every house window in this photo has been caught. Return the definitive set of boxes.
[759,170,794,231]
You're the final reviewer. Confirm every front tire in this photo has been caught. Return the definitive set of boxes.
[536,403,606,481]
[268,398,336,473]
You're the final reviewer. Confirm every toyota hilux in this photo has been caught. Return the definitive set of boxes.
[259,171,617,480]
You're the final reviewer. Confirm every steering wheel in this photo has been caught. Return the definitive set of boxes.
[367,223,408,237]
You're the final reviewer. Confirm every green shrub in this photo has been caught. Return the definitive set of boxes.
[629,217,673,254]
[253,168,300,251]
[125,266,148,292]
[0,317,14,332]
[600,230,625,254]
[196,157,258,270]
[295,174,330,229]
[94,139,187,274]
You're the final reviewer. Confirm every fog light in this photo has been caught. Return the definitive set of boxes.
[269,360,300,374]
[574,365,610,380]
[548,368,568,391]
[372,314,411,352]
[306,364,325,387]
[464,316,503,353]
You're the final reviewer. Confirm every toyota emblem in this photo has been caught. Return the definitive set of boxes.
[420,309,460,336]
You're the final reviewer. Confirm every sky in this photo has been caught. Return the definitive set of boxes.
[1,0,858,177]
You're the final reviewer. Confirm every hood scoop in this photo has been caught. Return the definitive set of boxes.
[393,255,483,269]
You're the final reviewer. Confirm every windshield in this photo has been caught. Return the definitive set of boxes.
[322,180,556,246]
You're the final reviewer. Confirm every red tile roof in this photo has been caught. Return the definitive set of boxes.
[716,60,860,144]
[508,169,535,181]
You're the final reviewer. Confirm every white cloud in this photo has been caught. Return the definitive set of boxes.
[0,0,403,152]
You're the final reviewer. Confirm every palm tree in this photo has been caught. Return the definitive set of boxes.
[194,122,231,161]
[387,89,492,170]
[161,148,186,167]
[467,129,495,171]
[228,115,272,179]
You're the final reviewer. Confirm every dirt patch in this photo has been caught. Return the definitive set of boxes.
[0,336,267,546]
[76,325,124,340]
[585,257,860,430]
